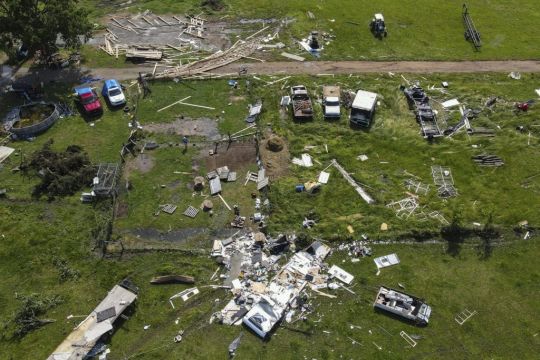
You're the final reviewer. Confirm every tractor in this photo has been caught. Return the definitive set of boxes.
[370,13,387,38]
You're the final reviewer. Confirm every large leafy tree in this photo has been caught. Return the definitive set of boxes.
[0,0,93,57]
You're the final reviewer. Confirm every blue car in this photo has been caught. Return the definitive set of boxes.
[101,79,126,106]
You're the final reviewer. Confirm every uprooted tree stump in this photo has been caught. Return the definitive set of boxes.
[194,176,205,191]
[266,136,284,152]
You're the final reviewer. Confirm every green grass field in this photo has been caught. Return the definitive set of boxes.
[1,73,540,359]
[81,0,540,61]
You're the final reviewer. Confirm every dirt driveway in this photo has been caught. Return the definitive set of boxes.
[9,60,540,85]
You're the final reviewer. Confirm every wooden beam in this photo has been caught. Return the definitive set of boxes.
[157,96,192,112]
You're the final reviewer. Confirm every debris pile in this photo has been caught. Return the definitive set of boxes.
[403,84,443,139]
[472,154,504,167]
[212,233,359,338]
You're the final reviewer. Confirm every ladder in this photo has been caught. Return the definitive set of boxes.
[455,309,478,325]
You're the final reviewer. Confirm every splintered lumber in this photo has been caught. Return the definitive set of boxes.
[331,159,375,204]
[154,36,261,79]
[142,16,153,26]
[157,96,192,112]
[150,275,195,284]
[281,52,305,62]
[245,25,270,40]
[125,48,162,60]
[167,43,185,52]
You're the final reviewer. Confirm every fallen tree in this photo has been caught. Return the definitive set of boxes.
[23,139,95,199]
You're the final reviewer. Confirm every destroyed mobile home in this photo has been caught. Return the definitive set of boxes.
[374,286,432,326]
[211,233,352,338]
[48,280,138,360]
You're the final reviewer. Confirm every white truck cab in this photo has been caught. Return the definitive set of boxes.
[350,89,377,127]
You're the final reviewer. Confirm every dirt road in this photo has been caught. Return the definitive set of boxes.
[8,60,540,84]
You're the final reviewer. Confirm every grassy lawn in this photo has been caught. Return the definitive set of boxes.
[81,0,540,61]
[1,73,540,359]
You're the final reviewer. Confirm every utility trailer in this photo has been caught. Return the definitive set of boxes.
[290,85,313,120]
[403,85,443,139]
[374,286,432,326]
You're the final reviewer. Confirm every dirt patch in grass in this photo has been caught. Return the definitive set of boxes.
[115,201,128,218]
[125,153,155,174]
[229,95,246,103]
[259,132,290,179]
[204,141,257,171]
[144,117,220,140]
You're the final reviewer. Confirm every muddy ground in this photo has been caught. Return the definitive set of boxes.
[144,117,221,140]
[204,140,257,172]
[124,152,155,174]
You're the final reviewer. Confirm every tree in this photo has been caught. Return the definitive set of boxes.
[0,0,93,58]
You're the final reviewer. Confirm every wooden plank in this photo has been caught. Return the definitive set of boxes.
[281,52,305,62]
[157,96,192,112]
[177,102,216,110]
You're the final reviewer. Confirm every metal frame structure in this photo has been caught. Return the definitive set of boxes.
[463,4,481,50]
[93,163,120,197]
[431,165,458,198]
[403,85,443,138]
[386,197,419,219]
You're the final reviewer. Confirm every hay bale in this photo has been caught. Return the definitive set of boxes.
[267,136,284,152]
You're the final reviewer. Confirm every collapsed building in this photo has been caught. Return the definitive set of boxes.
[212,232,349,338]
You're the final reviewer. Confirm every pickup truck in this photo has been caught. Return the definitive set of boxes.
[102,79,126,107]
[290,85,313,120]
[74,87,103,116]
[322,86,341,119]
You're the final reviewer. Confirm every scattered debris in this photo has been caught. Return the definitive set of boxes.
[387,197,419,219]
[280,52,305,62]
[441,98,460,109]
[431,165,458,198]
[455,309,477,325]
[328,265,354,285]
[160,204,178,214]
[400,330,417,347]
[0,145,15,163]
[246,101,262,123]
[508,71,521,80]
[472,154,504,167]
[292,153,313,167]
[47,280,138,360]
[318,171,330,184]
[169,287,199,308]
[331,159,375,204]
[357,154,369,161]
[228,332,243,357]
[404,179,430,195]
[150,275,195,285]
[374,253,400,275]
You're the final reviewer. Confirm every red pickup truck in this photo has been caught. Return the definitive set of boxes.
[74,87,103,116]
